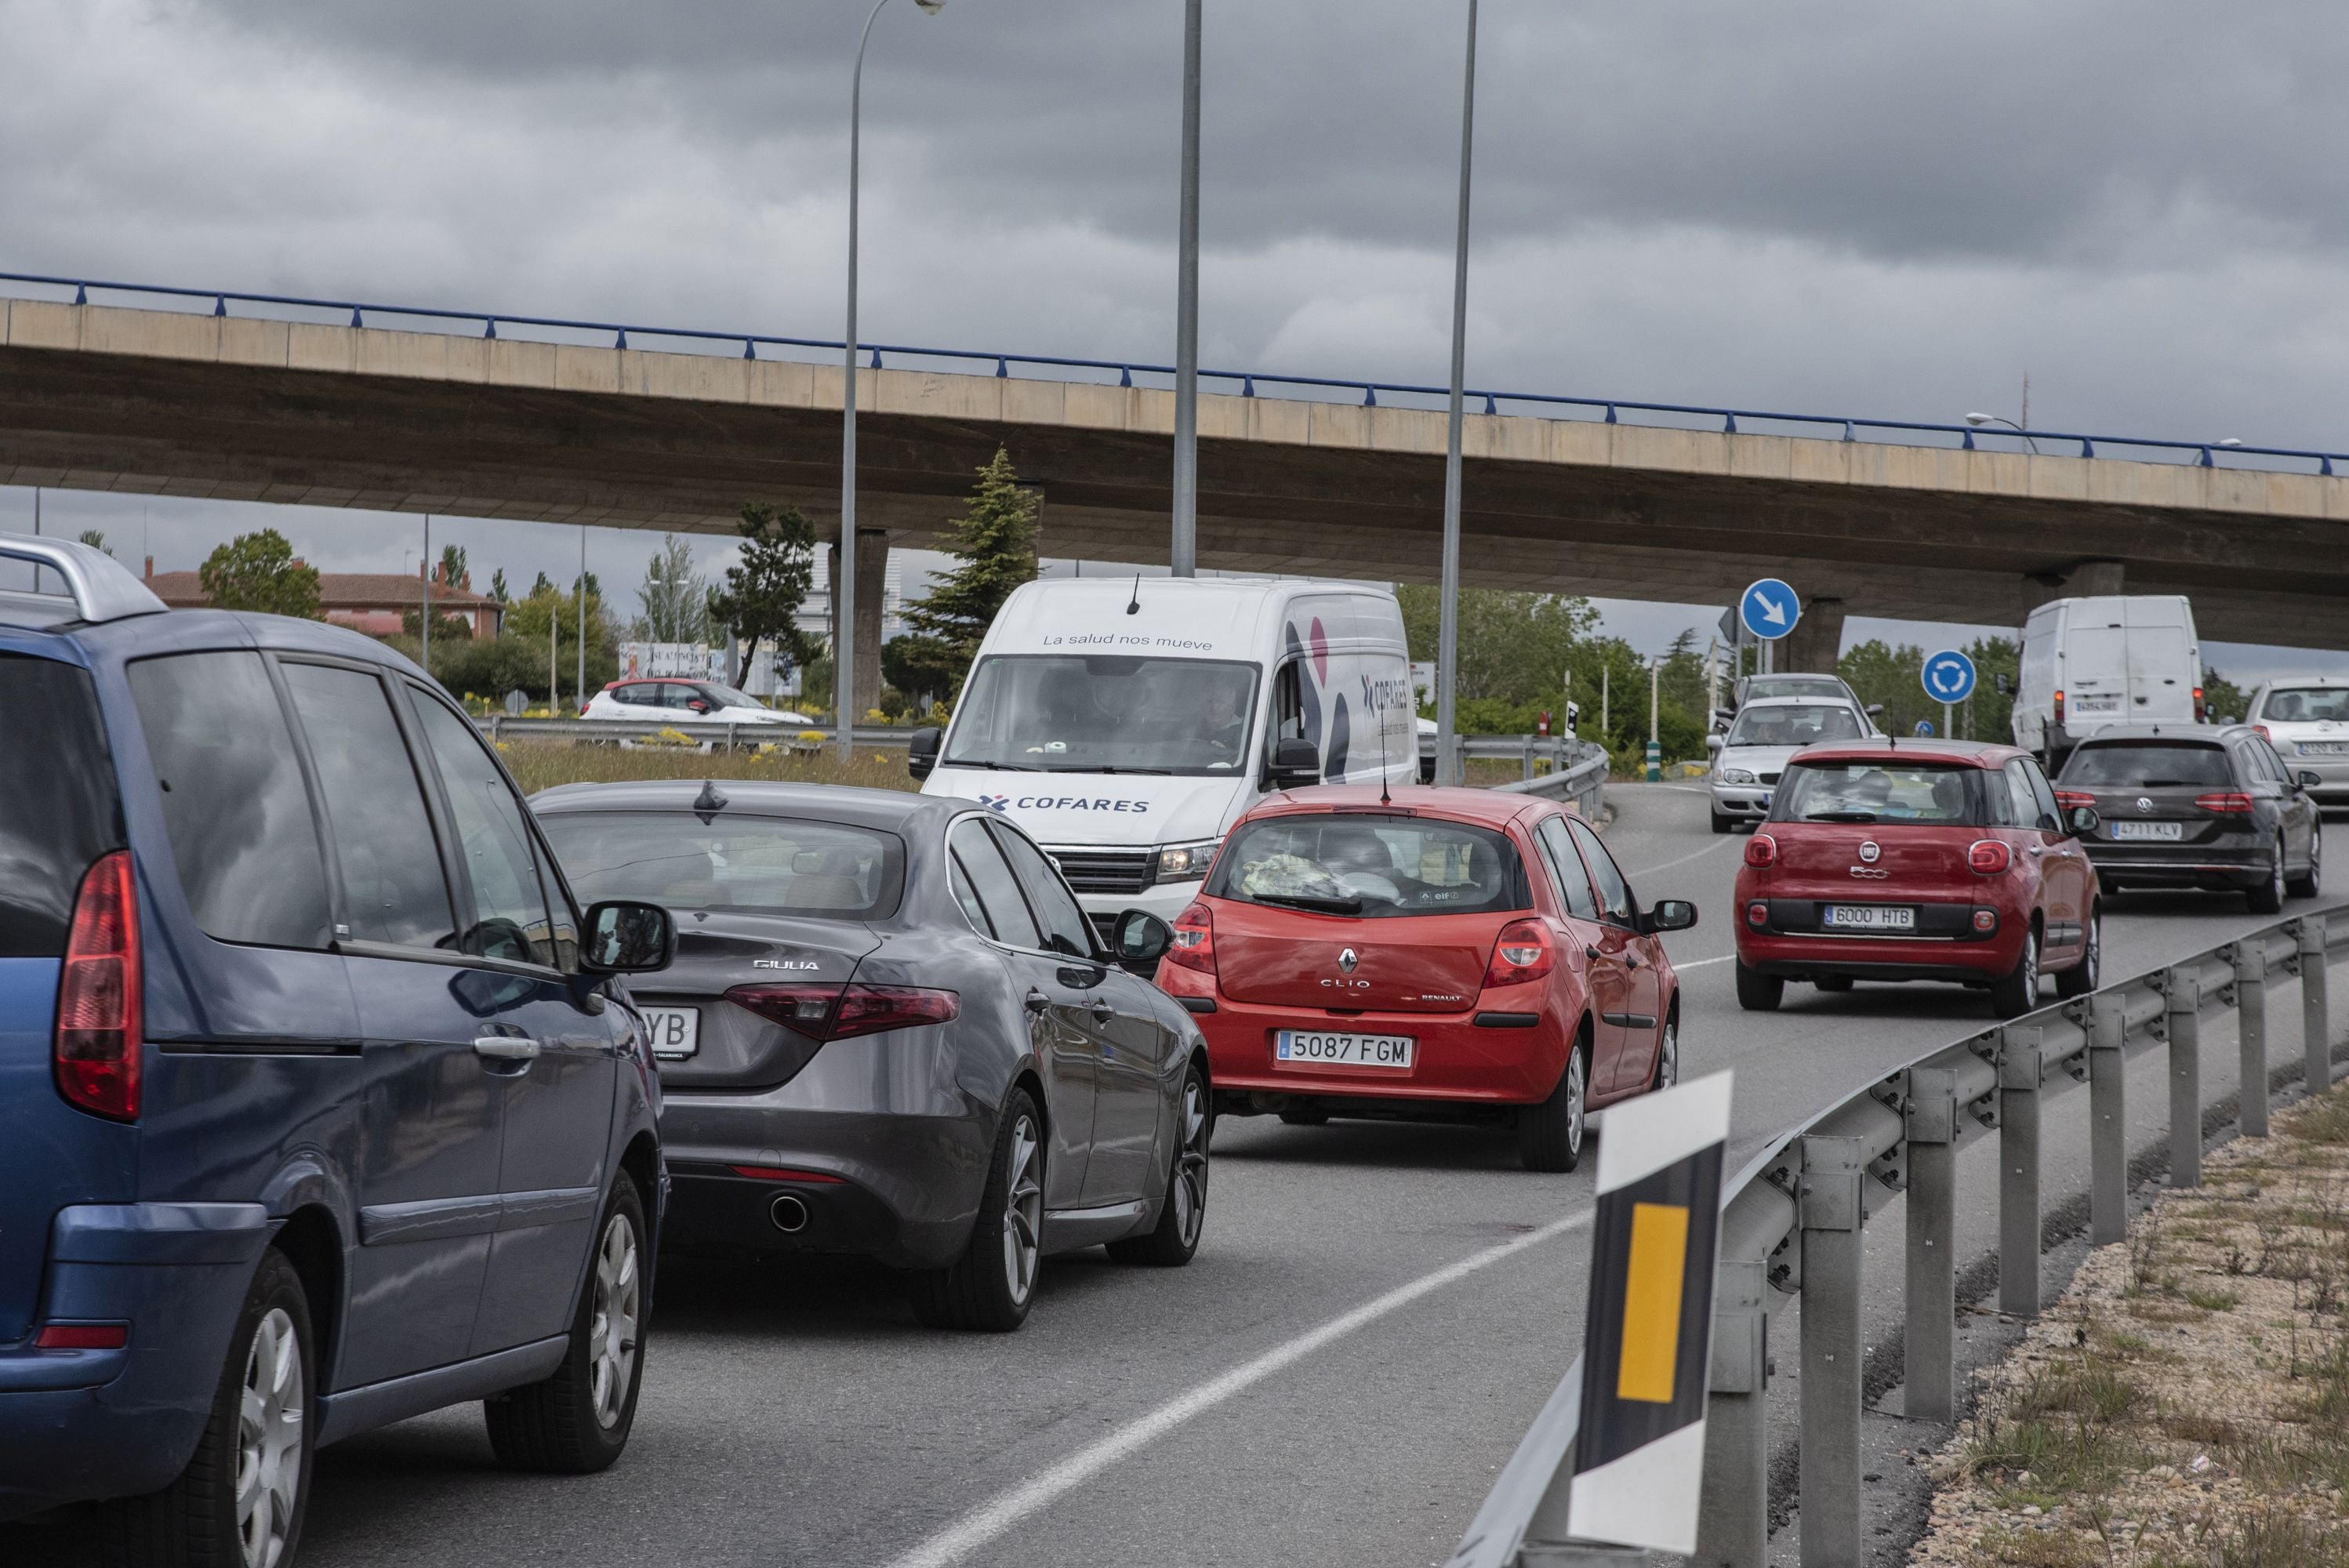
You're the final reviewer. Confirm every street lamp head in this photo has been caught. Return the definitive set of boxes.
[1963,412,1994,427]
[913,0,947,12]
[2217,437,2245,448]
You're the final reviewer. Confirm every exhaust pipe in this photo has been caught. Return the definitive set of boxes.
[769,1193,810,1234]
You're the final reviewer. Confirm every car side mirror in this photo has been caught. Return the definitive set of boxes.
[2299,770,2322,791]
[1865,703,1885,717]
[1265,736,1320,789]
[1705,733,1723,753]
[2068,804,2100,837]
[1639,898,1698,935]
[687,699,710,713]
[909,725,942,781]
[581,900,677,973]
[1113,909,1174,975]
[1995,673,2015,695]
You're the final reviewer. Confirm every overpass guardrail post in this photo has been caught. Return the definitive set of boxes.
[2302,913,2333,1094]
[1996,1027,2046,1318]
[1901,1068,1959,1421]
[2087,996,2129,1245]
[2166,967,2202,1188]
[1695,1179,1793,1568]
[2234,943,2269,1138]
[1797,1134,1867,1568]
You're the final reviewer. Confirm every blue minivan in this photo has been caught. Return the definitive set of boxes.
[0,535,676,1565]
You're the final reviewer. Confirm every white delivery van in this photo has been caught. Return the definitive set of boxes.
[910,577,1418,929]
[2012,594,2202,761]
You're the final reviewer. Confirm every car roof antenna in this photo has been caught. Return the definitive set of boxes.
[1125,573,1142,616]
[1378,704,1392,806]
[693,779,728,824]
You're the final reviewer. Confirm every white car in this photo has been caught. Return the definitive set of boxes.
[583,677,810,727]
[1705,695,1872,833]
[2249,677,2349,812]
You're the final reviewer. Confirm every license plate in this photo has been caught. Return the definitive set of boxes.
[1275,1030,1415,1069]
[2071,693,2122,713]
[1821,905,1915,931]
[2111,821,2184,841]
[638,1006,701,1060]
[2301,742,2349,757]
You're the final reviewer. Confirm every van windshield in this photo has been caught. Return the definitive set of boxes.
[1724,704,1864,749]
[943,655,1262,775]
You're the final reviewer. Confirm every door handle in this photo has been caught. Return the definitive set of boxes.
[1584,945,1601,962]
[472,1035,540,1063]
[1625,953,1641,971]
[1024,989,1051,1016]
[1090,999,1115,1024]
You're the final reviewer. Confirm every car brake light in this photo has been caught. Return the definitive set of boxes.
[2053,689,2065,725]
[56,851,140,1123]
[1969,840,2012,874]
[724,982,959,1041]
[1164,902,1216,975]
[1483,918,1556,988]
[1744,833,1777,868]
[2053,790,2096,811]
[2195,685,2206,722]
[2195,792,2255,815]
[2253,724,2271,744]
[1746,901,1769,928]
[34,1323,128,1350]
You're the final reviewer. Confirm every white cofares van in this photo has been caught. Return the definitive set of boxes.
[910,577,1418,929]
[2012,595,2202,762]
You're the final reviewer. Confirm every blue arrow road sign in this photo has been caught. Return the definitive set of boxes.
[1738,579,1799,641]
[1922,649,1977,704]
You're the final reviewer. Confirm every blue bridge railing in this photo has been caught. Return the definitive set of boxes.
[2,268,2338,477]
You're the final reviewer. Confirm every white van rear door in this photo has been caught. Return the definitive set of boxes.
[2125,626,2194,718]
[2063,625,2129,724]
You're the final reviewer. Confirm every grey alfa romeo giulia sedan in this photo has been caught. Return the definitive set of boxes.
[532,781,1211,1331]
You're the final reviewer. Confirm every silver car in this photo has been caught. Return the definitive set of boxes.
[1706,695,1874,832]
[533,781,1212,1332]
[2249,677,2349,812]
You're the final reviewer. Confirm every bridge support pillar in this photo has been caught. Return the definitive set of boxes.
[1997,1028,2045,1318]
[1776,597,1846,674]
[2166,967,2202,1187]
[828,528,888,726]
[2088,996,2129,1245]
[2067,559,2126,596]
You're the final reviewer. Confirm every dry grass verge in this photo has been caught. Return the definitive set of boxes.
[1910,1080,2349,1566]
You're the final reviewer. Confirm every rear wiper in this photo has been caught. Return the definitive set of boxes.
[1250,893,1364,914]
[2134,779,2198,788]
[1801,810,1881,822]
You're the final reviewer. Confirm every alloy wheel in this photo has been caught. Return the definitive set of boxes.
[236,1306,304,1568]
[2273,841,2287,906]
[1565,1051,1587,1158]
[1170,1081,1210,1249]
[2020,932,2039,1001]
[588,1212,641,1431]
[1000,1114,1043,1305]
[2082,914,2100,988]
[1655,1021,1679,1091]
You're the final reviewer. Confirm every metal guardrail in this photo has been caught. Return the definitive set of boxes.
[4,269,2340,477]
[478,715,914,750]
[1482,738,1610,824]
[1454,906,2347,1568]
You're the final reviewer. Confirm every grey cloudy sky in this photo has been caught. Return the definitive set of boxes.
[2,0,2344,676]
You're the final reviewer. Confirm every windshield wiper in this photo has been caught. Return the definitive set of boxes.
[1038,764,1174,775]
[947,759,1040,771]
[1801,810,1881,822]
[1250,893,1364,914]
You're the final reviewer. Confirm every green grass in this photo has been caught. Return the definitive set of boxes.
[2284,1083,2349,1146]
[1967,1356,2151,1499]
[499,739,921,797]
[2184,1285,2243,1312]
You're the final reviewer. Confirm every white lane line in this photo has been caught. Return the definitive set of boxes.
[1668,953,1737,971]
[880,1208,1595,1568]
[1627,836,1736,879]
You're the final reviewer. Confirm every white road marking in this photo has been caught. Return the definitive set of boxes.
[1668,953,1737,971]
[880,1209,1596,1568]
[1627,836,1737,879]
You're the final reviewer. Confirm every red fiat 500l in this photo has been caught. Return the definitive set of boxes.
[1733,740,2103,1019]
[1153,786,1695,1172]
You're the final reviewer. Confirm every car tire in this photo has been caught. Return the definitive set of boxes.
[485,1178,648,1474]
[1647,1014,1679,1093]
[2248,837,2286,915]
[1710,810,1734,835]
[1517,1041,1588,1174]
[1109,1065,1211,1267]
[1277,1106,1329,1126]
[2055,905,2102,1000]
[98,1250,314,1568]
[1814,975,1855,993]
[909,1087,1043,1332]
[1990,927,2042,1019]
[1734,960,1784,1012]
[2287,821,2322,900]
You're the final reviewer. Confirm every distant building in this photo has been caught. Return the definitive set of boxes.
[143,559,503,637]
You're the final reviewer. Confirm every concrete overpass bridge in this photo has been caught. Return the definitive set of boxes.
[3,278,2344,670]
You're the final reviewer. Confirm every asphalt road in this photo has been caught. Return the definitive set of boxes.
[13,783,2334,1568]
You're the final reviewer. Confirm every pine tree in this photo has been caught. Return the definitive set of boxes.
[636,534,712,644]
[490,568,510,602]
[902,447,1038,679]
[705,503,818,684]
[438,543,468,590]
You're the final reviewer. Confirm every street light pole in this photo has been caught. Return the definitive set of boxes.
[1434,0,1479,788]
[839,0,946,761]
[1963,412,2040,456]
[1169,0,1202,577]
[576,524,588,715]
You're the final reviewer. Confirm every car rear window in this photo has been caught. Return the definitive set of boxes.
[0,655,123,956]
[2259,688,2349,723]
[540,811,906,920]
[1772,760,1984,825]
[1207,813,1530,918]
[2058,742,2232,789]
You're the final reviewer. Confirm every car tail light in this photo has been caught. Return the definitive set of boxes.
[1969,840,2012,874]
[2053,689,2065,726]
[2054,790,2096,811]
[728,1164,845,1184]
[2195,792,2255,815]
[1744,833,1777,869]
[1746,901,1769,928]
[1973,909,1999,931]
[724,982,959,1041]
[2253,724,2271,744]
[2195,685,2206,723]
[1164,902,1216,975]
[1483,918,1556,988]
[56,851,141,1123]
[34,1323,127,1350]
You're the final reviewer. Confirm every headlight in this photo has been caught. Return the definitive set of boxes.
[1719,768,1756,785]
[1156,839,1222,882]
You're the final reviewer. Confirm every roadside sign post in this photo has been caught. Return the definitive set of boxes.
[1646,659,1661,781]
[1921,651,1978,746]
[1737,579,1799,677]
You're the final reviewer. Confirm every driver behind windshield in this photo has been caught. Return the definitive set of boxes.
[1026,665,1105,756]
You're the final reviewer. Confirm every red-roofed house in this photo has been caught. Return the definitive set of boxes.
[143,561,503,638]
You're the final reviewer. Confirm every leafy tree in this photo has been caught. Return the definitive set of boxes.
[883,633,964,708]
[706,503,818,685]
[529,572,554,599]
[1395,586,1597,706]
[489,568,510,603]
[77,528,111,557]
[2203,668,2250,725]
[503,586,618,706]
[402,607,475,642]
[636,534,713,644]
[437,543,467,590]
[198,528,321,619]
[901,447,1038,683]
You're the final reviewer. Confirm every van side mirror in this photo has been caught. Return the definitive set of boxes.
[2068,804,2101,838]
[1113,909,1174,975]
[908,725,942,781]
[1265,736,1320,789]
[1864,703,1885,717]
[581,900,677,974]
[1995,673,2015,696]
[1640,899,1698,935]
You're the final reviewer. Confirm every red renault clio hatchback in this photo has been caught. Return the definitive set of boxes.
[1732,739,2103,1018]
[1153,786,1695,1172]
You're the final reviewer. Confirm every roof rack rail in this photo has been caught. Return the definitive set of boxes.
[0,532,170,624]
